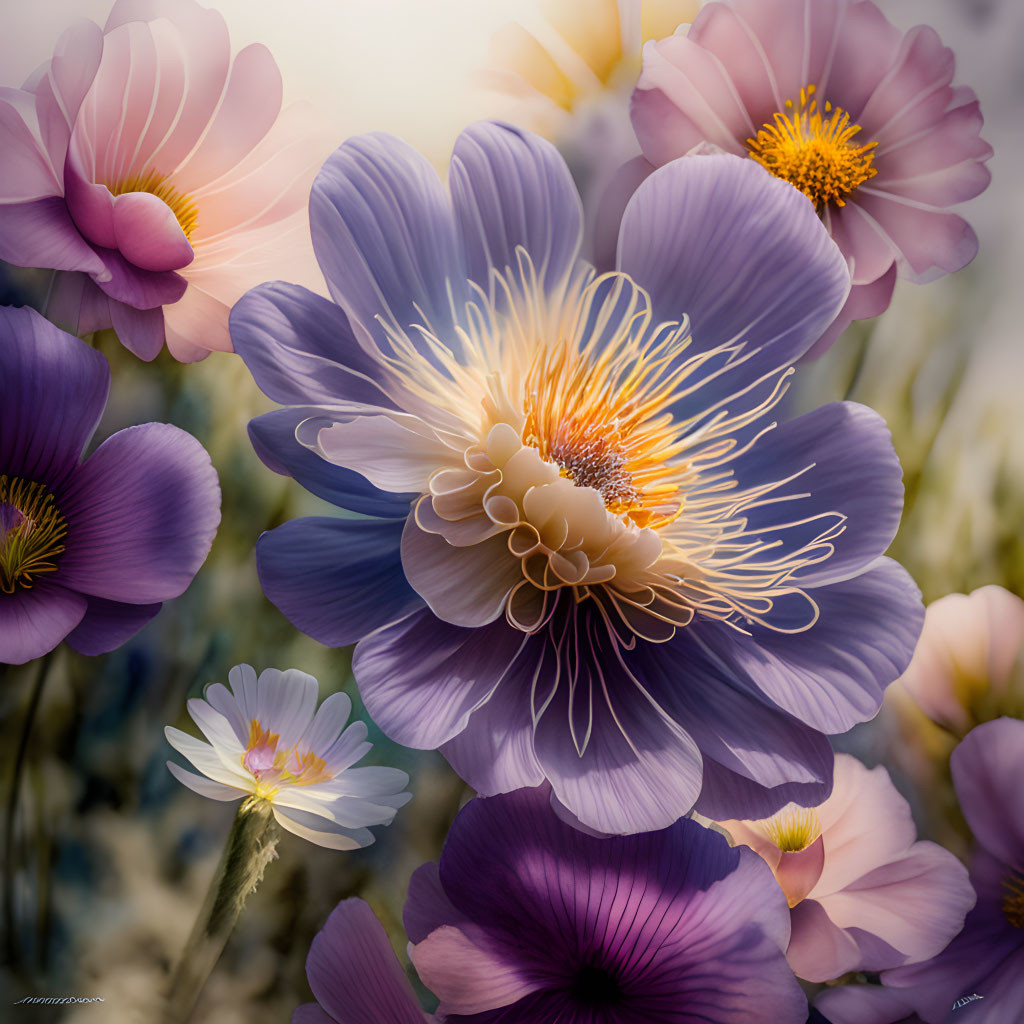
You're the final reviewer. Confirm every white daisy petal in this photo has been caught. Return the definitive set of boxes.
[166,762,244,802]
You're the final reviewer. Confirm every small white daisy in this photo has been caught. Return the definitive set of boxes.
[166,665,411,850]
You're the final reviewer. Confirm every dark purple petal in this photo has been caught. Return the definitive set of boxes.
[64,596,162,657]
[0,306,109,484]
[617,154,850,398]
[728,402,904,587]
[57,423,220,603]
[304,899,425,1024]
[256,517,423,648]
[722,559,924,733]
[248,409,414,519]
[403,862,468,944]
[449,122,582,294]
[309,134,466,350]
[416,788,806,1023]
[694,755,834,822]
[951,718,1024,870]
[91,245,187,309]
[108,300,166,361]
[44,271,114,337]
[0,196,106,276]
[231,281,400,409]
[352,609,527,750]
[291,1004,336,1024]
[0,583,87,664]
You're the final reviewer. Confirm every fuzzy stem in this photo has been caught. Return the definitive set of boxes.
[163,797,280,1023]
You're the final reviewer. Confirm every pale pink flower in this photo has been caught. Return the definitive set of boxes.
[0,0,327,361]
[891,585,1024,737]
[631,0,993,355]
[719,753,974,982]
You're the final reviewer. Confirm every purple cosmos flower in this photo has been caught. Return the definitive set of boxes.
[401,785,806,1021]
[0,305,220,664]
[869,718,1024,1022]
[233,120,924,835]
[631,0,993,355]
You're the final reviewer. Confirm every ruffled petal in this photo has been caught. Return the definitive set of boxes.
[256,517,423,649]
[56,423,220,603]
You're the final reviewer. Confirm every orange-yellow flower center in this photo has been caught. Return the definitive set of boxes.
[523,338,688,529]
[0,475,68,595]
[242,719,332,799]
[765,807,822,853]
[1004,872,1024,929]
[746,84,878,209]
[107,168,199,240]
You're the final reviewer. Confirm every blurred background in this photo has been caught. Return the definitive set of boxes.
[0,0,1021,1019]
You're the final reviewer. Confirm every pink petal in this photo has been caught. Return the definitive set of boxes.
[162,284,230,361]
[0,88,61,200]
[801,265,897,361]
[787,897,863,982]
[111,190,193,271]
[776,835,826,907]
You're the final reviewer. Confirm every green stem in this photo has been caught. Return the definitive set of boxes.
[163,797,280,1023]
[3,650,57,968]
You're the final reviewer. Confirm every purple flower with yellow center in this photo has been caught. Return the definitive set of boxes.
[165,665,411,850]
[403,785,807,1021]
[864,718,1024,1022]
[631,0,993,354]
[0,305,220,664]
[233,120,924,835]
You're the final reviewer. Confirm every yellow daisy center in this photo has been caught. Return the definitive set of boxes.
[1004,872,1024,929]
[746,84,878,209]
[107,168,199,240]
[0,475,68,594]
[764,806,822,853]
[241,719,333,799]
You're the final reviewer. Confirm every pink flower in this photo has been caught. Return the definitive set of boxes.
[719,753,974,982]
[891,585,1024,737]
[631,0,992,355]
[0,0,327,361]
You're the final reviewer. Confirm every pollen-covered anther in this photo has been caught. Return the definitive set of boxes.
[0,475,68,594]
[746,83,878,209]
[242,718,333,799]
[765,806,823,853]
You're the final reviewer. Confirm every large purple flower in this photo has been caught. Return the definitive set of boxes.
[0,305,220,664]
[403,786,806,1021]
[233,120,924,834]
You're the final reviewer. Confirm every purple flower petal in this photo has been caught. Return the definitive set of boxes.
[57,422,220,603]
[231,281,400,409]
[248,409,414,519]
[310,134,466,350]
[449,121,582,293]
[303,899,425,1024]
[90,245,188,309]
[353,609,527,750]
[0,583,87,664]
[64,595,162,656]
[108,300,166,361]
[723,559,924,733]
[728,402,903,587]
[0,306,108,484]
[617,154,850,393]
[0,196,106,275]
[694,755,833,822]
[256,517,422,648]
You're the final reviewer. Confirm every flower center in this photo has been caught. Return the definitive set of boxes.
[746,84,877,209]
[764,807,822,853]
[241,719,332,799]
[1004,872,1024,929]
[569,962,623,1007]
[107,168,199,239]
[0,476,68,594]
[523,334,689,529]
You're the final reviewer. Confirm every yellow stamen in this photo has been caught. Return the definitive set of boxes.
[746,84,877,209]
[1004,872,1024,929]
[242,718,332,800]
[106,168,199,240]
[764,807,822,853]
[0,476,68,594]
